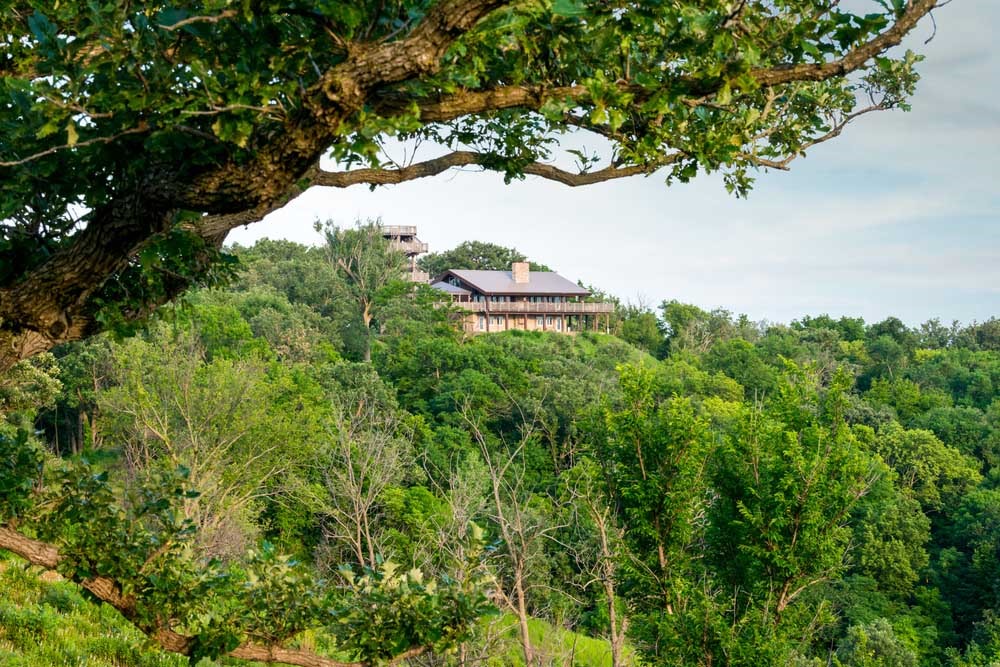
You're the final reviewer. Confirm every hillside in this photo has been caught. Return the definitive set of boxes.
[2,238,1000,666]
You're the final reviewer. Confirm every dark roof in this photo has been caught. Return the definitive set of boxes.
[430,280,471,295]
[438,270,589,296]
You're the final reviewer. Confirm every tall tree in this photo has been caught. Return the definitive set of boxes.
[0,0,938,368]
[323,220,409,362]
[419,240,550,277]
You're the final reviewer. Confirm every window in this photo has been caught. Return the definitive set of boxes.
[478,315,485,331]
[536,316,544,327]
[556,317,563,331]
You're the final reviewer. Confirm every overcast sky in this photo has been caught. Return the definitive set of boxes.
[228,1,1000,327]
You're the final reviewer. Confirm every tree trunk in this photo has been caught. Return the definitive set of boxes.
[362,305,373,363]
[513,561,535,667]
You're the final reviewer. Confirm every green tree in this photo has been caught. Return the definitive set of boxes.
[660,300,741,357]
[418,240,551,277]
[323,220,410,362]
[0,353,61,430]
[0,1,936,368]
[836,618,918,667]
[232,239,339,315]
[705,366,878,663]
[617,304,665,357]
[98,324,322,558]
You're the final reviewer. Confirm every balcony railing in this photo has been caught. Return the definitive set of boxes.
[381,225,418,237]
[408,270,430,283]
[390,239,429,254]
[453,301,614,314]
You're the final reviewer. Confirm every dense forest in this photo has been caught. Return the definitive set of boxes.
[4,228,1000,667]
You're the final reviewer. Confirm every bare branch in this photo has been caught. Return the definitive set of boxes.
[0,124,149,168]
[158,9,238,32]
[181,103,285,118]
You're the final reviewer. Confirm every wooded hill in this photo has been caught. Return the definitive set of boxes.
[3,235,1000,667]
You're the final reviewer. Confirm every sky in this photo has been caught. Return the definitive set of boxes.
[228,1,1000,327]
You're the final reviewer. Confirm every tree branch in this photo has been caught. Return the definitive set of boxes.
[158,9,238,32]
[311,150,685,189]
[0,124,150,168]
[0,0,937,369]
[387,0,935,123]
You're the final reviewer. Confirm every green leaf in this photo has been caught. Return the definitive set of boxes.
[552,0,588,18]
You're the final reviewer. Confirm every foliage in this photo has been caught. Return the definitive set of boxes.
[0,430,43,523]
[322,220,411,362]
[0,0,937,366]
[6,245,1000,666]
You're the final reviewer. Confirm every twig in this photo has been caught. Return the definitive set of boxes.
[158,9,238,32]
[0,124,149,168]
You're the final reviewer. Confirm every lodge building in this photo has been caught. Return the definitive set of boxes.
[431,262,614,334]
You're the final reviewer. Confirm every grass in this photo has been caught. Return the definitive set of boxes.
[476,613,635,667]
[0,556,191,667]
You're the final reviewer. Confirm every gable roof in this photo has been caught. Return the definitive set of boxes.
[430,280,471,295]
[438,269,590,296]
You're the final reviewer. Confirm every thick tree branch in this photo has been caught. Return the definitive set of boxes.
[752,0,935,87]
[0,1,512,371]
[0,0,937,370]
[313,151,486,186]
[387,0,935,123]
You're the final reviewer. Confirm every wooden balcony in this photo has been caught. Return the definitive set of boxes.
[408,270,430,283]
[453,301,614,314]
[382,225,418,237]
[390,239,429,254]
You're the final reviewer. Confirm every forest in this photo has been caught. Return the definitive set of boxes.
[3,228,1000,667]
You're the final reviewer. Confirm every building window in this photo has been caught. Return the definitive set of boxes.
[536,316,544,327]
[556,317,563,331]
[478,315,485,331]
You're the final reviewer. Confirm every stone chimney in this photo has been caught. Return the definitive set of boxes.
[512,261,530,284]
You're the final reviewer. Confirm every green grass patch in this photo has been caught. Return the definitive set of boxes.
[477,613,635,667]
[0,556,188,667]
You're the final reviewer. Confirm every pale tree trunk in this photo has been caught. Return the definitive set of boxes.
[590,504,628,667]
[362,303,373,363]
[513,560,535,667]
[464,407,565,667]
[569,473,629,667]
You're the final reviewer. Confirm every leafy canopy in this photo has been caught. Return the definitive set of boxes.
[0,0,936,367]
